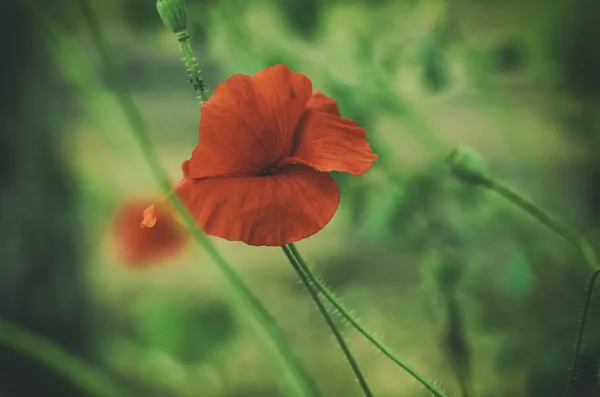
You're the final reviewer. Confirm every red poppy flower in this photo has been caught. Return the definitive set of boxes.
[111,199,190,266]
[136,64,377,247]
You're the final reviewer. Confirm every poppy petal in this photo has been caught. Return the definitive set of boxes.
[174,165,340,246]
[188,65,313,179]
[111,199,189,267]
[306,91,341,117]
[281,109,378,176]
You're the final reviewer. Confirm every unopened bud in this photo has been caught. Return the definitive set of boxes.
[156,0,188,34]
[447,147,491,186]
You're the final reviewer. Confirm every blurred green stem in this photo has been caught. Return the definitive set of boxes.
[286,243,448,397]
[474,177,599,397]
[487,179,597,268]
[565,268,600,397]
[281,245,373,397]
[69,1,321,396]
[0,319,132,397]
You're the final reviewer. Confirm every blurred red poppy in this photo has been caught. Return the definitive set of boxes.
[111,199,189,266]
[118,64,377,253]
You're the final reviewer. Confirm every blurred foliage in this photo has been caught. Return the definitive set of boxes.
[3,0,600,396]
[0,2,93,397]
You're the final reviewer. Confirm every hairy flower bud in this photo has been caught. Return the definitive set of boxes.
[156,0,188,34]
[447,146,491,186]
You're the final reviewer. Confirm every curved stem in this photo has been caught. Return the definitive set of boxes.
[487,179,599,269]
[175,31,209,103]
[480,178,600,396]
[287,243,448,397]
[0,319,132,397]
[487,180,582,248]
[71,2,321,396]
[565,268,600,397]
[282,245,373,397]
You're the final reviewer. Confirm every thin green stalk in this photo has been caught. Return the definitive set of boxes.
[282,245,373,397]
[175,31,209,102]
[487,180,589,258]
[0,319,132,397]
[481,179,599,397]
[287,243,448,397]
[67,2,321,396]
[565,269,600,396]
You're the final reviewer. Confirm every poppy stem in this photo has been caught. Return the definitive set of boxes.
[286,243,449,397]
[281,245,374,397]
[156,0,209,102]
[0,318,133,397]
[176,31,210,103]
[487,179,595,265]
[481,179,600,397]
[565,268,600,397]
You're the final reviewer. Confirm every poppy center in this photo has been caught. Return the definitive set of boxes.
[259,162,280,176]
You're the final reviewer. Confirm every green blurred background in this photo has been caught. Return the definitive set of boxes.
[2,0,600,396]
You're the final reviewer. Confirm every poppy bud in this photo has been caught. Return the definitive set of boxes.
[447,146,491,187]
[156,0,188,34]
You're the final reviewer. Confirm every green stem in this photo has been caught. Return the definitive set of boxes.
[0,319,132,397]
[565,269,600,397]
[287,243,448,397]
[175,30,209,102]
[282,245,373,397]
[487,180,584,251]
[488,179,599,270]
[480,178,599,397]
[72,2,320,396]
